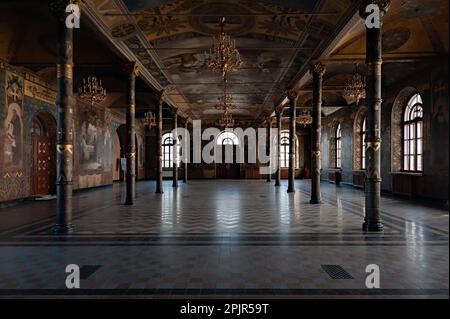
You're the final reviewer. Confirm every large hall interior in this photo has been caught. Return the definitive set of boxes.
[0,0,448,299]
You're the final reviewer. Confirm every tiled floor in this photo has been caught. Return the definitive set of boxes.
[0,180,448,298]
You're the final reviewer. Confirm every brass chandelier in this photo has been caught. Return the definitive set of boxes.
[215,79,236,128]
[343,63,365,105]
[78,75,107,105]
[297,109,313,127]
[206,17,243,80]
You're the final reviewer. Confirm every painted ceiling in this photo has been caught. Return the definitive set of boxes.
[0,0,448,121]
[91,0,357,122]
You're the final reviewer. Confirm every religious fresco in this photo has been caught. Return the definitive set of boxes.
[2,71,24,171]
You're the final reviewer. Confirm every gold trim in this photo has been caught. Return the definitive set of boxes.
[57,144,73,154]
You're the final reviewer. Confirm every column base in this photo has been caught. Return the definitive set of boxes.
[309,198,322,204]
[275,182,281,187]
[362,220,384,232]
[287,188,295,193]
[52,224,73,235]
[124,200,134,206]
[155,190,164,194]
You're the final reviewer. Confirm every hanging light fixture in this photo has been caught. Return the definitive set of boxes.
[343,62,365,105]
[144,111,156,128]
[206,16,243,80]
[297,109,313,127]
[214,81,236,111]
[78,75,107,105]
[217,109,235,128]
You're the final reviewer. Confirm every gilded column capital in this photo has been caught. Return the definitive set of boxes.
[309,61,326,76]
[123,61,139,77]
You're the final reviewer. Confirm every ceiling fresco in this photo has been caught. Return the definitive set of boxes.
[104,0,356,122]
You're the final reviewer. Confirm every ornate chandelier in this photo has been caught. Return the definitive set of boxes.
[206,17,243,80]
[214,82,236,111]
[144,111,156,128]
[217,109,235,128]
[343,63,365,105]
[297,109,313,127]
[78,75,107,105]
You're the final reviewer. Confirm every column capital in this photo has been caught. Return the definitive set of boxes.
[122,61,139,77]
[287,88,299,101]
[309,61,326,76]
[359,0,391,19]
[275,105,284,115]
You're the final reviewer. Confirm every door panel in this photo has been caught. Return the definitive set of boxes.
[31,133,51,196]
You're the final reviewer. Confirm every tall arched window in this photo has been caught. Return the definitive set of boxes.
[216,131,239,145]
[361,118,367,170]
[335,123,342,168]
[162,132,180,168]
[402,93,423,172]
[280,131,290,168]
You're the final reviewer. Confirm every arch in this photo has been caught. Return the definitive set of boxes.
[328,120,342,169]
[402,93,424,171]
[216,131,240,145]
[29,110,56,196]
[278,130,300,169]
[162,132,180,168]
[391,86,420,172]
[353,106,367,170]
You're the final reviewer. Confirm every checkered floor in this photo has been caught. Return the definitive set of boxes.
[0,180,448,298]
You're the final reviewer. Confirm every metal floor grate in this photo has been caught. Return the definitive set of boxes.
[321,265,354,279]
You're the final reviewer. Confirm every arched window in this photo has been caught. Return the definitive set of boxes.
[402,93,423,172]
[216,131,239,145]
[31,118,44,136]
[280,131,290,168]
[162,132,180,168]
[361,118,367,170]
[335,123,342,168]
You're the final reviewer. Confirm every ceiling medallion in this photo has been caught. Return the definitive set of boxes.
[297,109,313,127]
[343,63,365,105]
[206,16,243,80]
[78,75,107,106]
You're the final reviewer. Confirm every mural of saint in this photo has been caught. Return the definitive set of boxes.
[80,120,99,169]
[4,103,23,166]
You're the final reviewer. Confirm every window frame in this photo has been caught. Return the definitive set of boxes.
[162,132,180,169]
[401,93,423,172]
[335,123,342,169]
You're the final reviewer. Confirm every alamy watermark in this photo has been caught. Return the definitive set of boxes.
[172,120,279,175]
[65,3,81,29]
[364,4,381,29]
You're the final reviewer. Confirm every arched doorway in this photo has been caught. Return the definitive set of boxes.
[30,111,56,196]
[216,131,241,179]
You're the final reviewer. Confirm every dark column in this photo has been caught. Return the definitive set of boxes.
[360,1,390,232]
[287,90,297,193]
[50,0,75,234]
[124,63,139,205]
[274,108,282,187]
[183,119,189,184]
[155,92,164,194]
[266,118,272,182]
[309,62,326,204]
[172,108,179,188]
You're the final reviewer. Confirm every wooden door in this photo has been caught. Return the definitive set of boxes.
[216,145,240,179]
[31,133,51,196]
